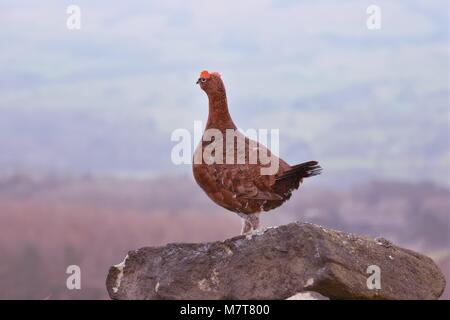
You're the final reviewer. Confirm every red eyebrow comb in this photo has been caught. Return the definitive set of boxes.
[199,70,210,78]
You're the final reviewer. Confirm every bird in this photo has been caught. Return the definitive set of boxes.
[193,70,322,235]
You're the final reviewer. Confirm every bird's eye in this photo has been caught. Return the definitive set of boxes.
[201,78,207,83]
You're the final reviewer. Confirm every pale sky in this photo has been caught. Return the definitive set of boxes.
[0,0,448,187]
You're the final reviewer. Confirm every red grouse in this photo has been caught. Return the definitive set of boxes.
[193,70,321,234]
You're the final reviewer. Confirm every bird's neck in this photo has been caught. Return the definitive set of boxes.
[206,93,236,131]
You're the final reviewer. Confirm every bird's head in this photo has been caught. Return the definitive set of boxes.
[196,70,225,97]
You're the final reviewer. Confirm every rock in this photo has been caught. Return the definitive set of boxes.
[286,291,329,300]
[106,222,446,300]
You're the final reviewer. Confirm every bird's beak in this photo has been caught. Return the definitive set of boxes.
[196,78,200,84]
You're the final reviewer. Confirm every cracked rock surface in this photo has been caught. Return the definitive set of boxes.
[106,222,446,300]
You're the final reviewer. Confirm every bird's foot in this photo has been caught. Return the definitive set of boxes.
[240,214,260,235]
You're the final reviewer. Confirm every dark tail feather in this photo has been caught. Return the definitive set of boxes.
[276,160,322,182]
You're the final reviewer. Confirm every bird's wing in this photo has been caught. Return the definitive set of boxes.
[216,136,286,201]
[214,164,283,201]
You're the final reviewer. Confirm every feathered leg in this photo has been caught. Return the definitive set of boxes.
[241,214,260,235]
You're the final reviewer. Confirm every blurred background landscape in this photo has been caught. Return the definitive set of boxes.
[0,0,448,299]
